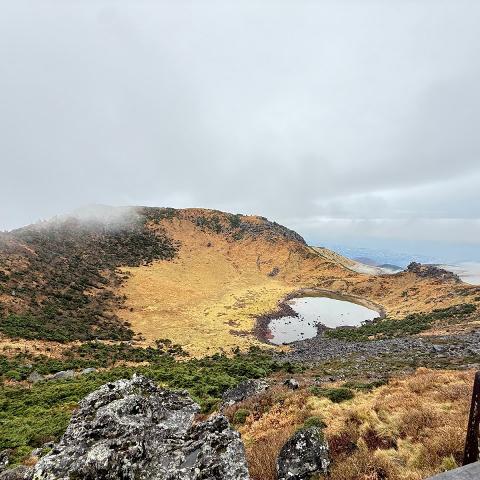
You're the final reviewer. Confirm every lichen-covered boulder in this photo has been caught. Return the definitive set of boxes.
[32,374,249,480]
[50,370,74,380]
[0,466,33,480]
[221,379,269,408]
[277,426,329,480]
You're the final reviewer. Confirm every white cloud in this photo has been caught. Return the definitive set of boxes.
[1,0,479,255]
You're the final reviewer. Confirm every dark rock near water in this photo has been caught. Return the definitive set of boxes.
[221,379,269,408]
[279,325,480,366]
[277,426,329,480]
[26,374,249,480]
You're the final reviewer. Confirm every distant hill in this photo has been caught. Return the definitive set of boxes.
[378,263,403,272]
[353,256,378,266]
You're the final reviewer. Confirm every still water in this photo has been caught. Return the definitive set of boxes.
[268,296,380,345]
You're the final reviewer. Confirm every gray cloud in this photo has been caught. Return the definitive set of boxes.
[1,0,479,256]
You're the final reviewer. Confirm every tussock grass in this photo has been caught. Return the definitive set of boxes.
[236,368,473,480]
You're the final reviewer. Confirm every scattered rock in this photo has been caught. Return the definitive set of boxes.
[277,426,329,480]
[283,378,299,390]
[80,367,97,375]
[221,379,269,408]
[32,374,249,480]
[0,450,9,473]
[50,370,75,380]
[27,372,44,384]
[0,466,33,480]
[268,267,280,277]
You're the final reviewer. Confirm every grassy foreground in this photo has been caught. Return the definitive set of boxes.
[1,345,477,479]
[0,348,293,465]
[230,368,473,480]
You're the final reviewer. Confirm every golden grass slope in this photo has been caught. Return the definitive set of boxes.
[118,226,293,355]
[236,368,473,480]
[117,209,479,355]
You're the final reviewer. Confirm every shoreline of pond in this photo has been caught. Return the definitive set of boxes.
[254,288,385,346]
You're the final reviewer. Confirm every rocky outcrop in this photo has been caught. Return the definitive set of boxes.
[277,426,329,480]
[0,466,33,480]
[23,375,249,480]
[221,379,269,408]
[407,262,460,282]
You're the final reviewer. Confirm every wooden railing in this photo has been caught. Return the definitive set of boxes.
[463,371,480,465]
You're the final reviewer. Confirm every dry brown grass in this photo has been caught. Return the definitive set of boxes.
[117,218,295,355]
[234,369,474,480]
[0,336,74,358]
[231,387,311,480]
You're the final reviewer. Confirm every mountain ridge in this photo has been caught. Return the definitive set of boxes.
[1,206,479,356]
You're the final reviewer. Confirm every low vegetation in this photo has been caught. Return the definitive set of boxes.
[325,304,477,341]
[0,208,177,342]
[0,348,289,462]
[309,386,355,403]
[0,341,189,381]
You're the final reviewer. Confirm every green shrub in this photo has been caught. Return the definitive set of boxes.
[325,304,477,341]
[440,455,458,471]
[233,408,251,425]
[4,370,22,381]
[310,386,354,403]
[9,445,33,466]
[0,349,288,452]
[342,379,386,392]
[302,416,326,430]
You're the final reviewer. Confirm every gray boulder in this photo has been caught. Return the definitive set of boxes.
[0,466,33,480]
[27,372,44,384]
[283,378,299,390]
[221,379,269,408]
[0,450,9,473]
[32,374,249,480]
[80,367,97,375]
[277,426,329,480]
[50,370,75,380]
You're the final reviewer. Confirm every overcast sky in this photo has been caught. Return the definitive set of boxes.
[1,1,479,259]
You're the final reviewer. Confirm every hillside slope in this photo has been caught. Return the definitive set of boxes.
[0,207,478,356]
[118,208,479,354]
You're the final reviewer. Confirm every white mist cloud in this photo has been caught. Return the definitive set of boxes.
[1,0,479,253]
